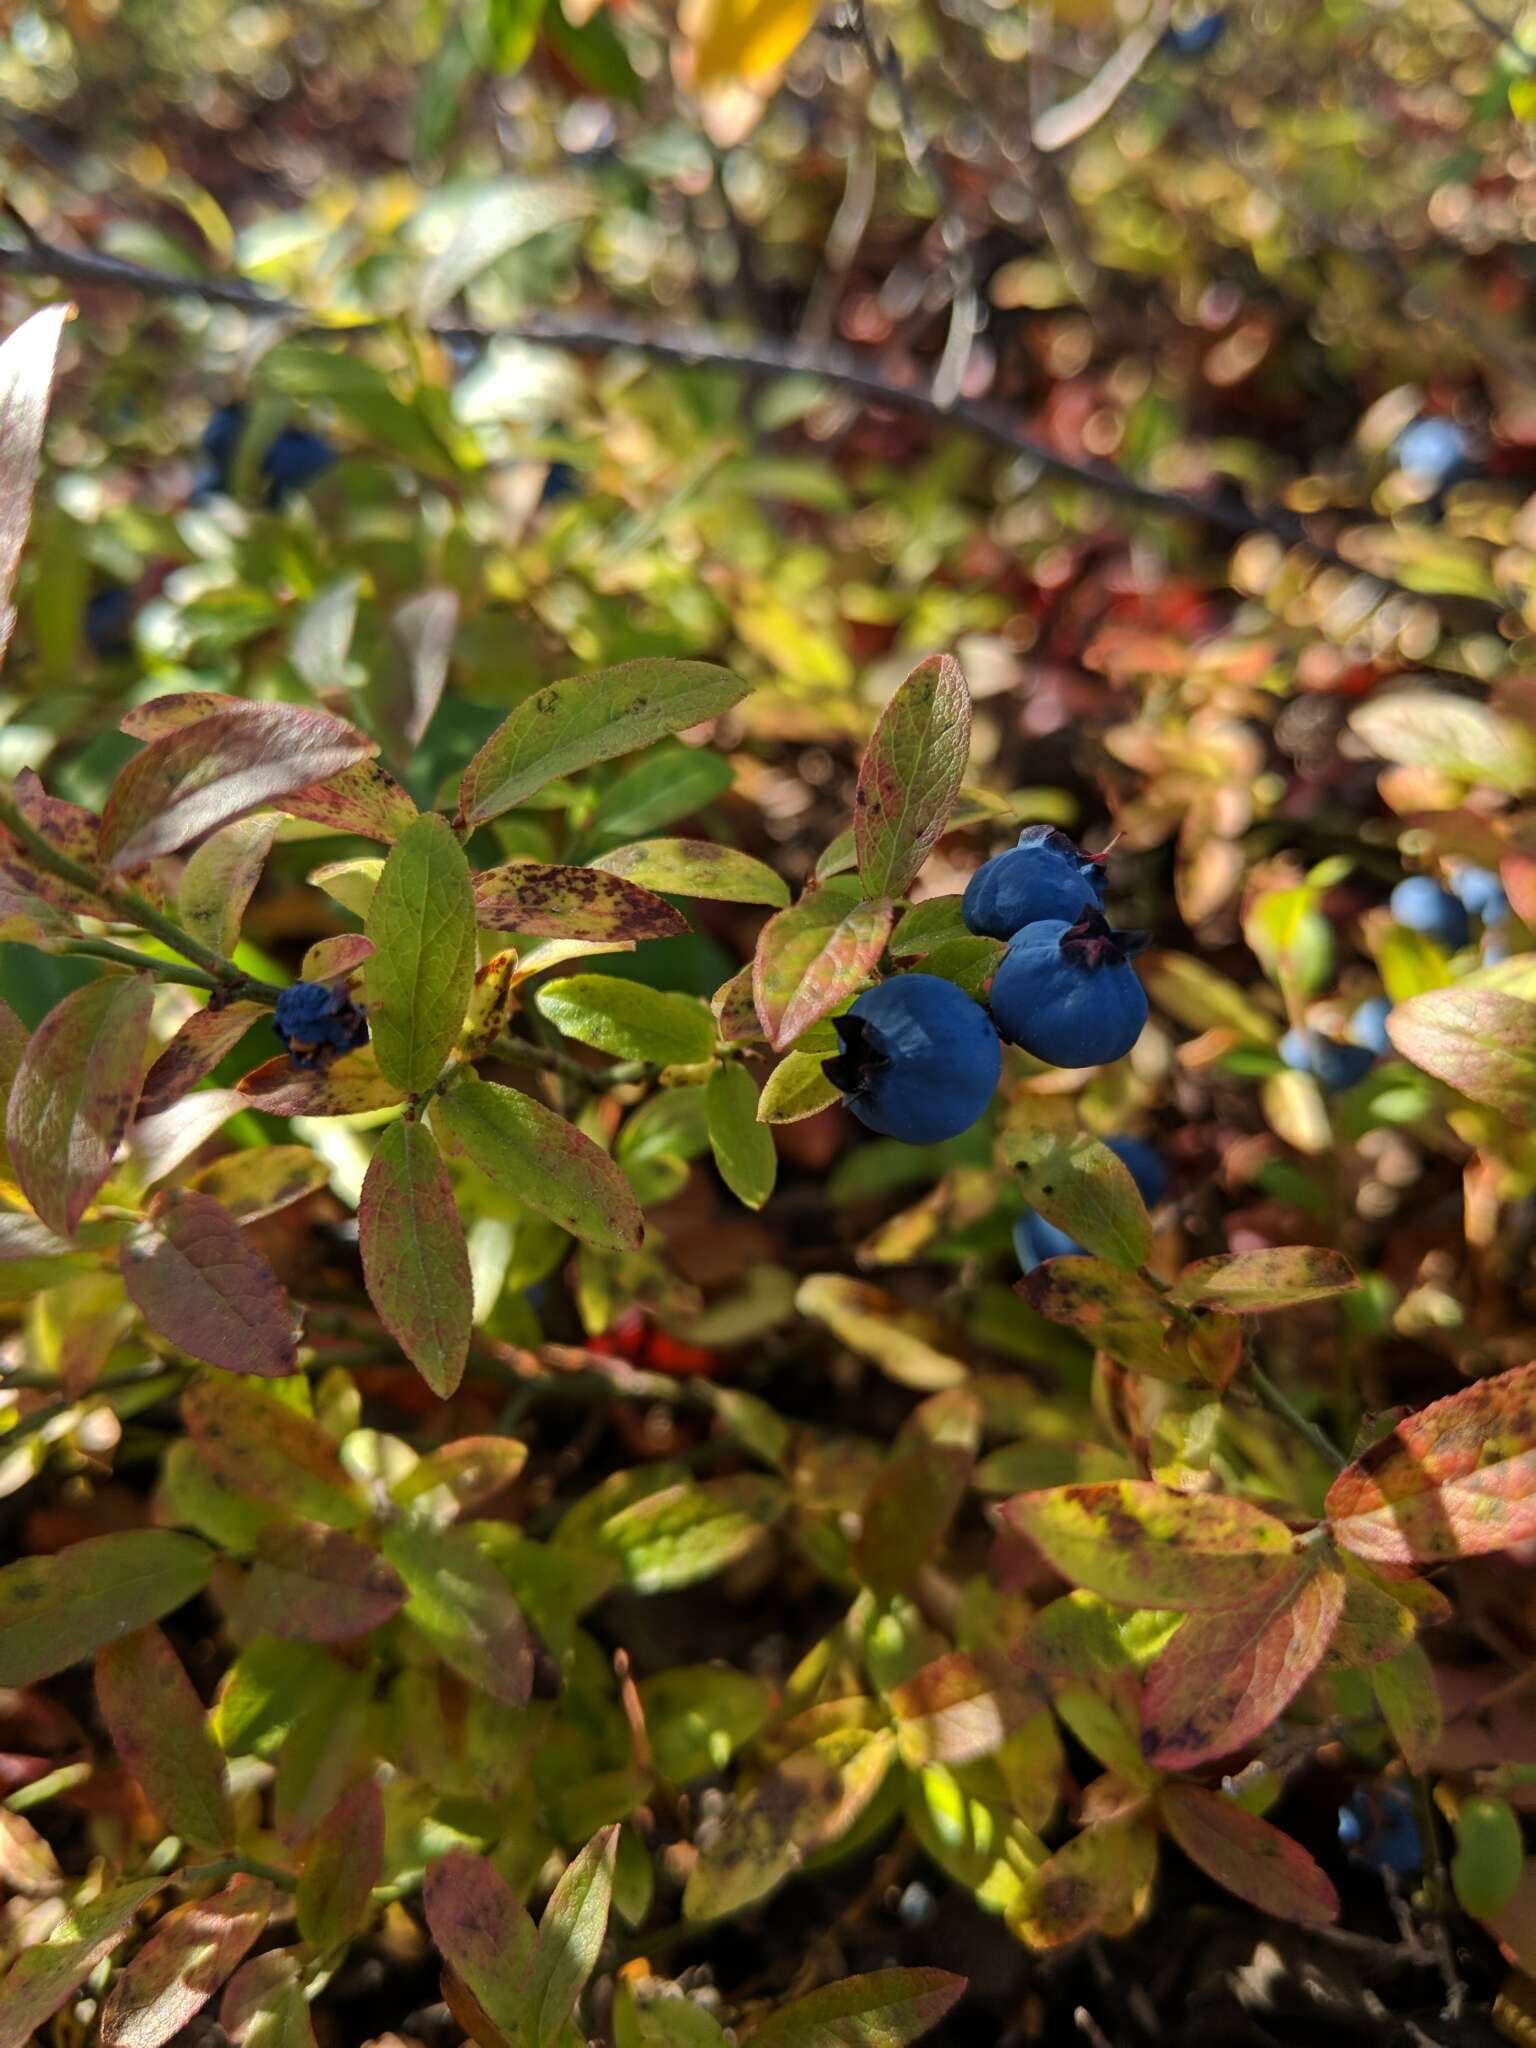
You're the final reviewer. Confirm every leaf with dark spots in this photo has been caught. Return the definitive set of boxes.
[1017,1260,1183,1379]
[435,1076,643,1253]
[97,1624,234,1850]
[120,1190,299,1377]
[854,653,972,901]
[275,757,419,842]
[589,837,789,907]
[1159,1783,1338,1926]
[185,1145,330,1223]
[295,1778,383,1949]
[137,1001,264,1119]
[711,963,762,1043]
[474,859,688,941]
[1170,1246,1359,1312]
[753,881,892,1049]
[230,1522,406,1643]
[0,1530,212,1686]
[1007,1805,1157,1950]
[4,769,114,916]
[422,1849,538,2036]
[238,1046,405,1117]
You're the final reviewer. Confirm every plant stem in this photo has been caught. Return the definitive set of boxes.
[490,1034,653,1092]
[1250,1363,1347,1472]
[174,1854,298,1892]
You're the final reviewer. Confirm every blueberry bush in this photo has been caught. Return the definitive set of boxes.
[6,2,1536,2043]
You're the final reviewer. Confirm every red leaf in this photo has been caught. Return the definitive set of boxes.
[1160,1783,1338,1926]
[6,971,155,1235]
[0,306,71,664]
[296,1777,383,1949]
[137,1002,264,1119]
[359,1118,473,1399]
[237,1046,405,1116]
[423,1849,537,2035]
[99,705,377,870]
[475,860,688,941]
[120,1190,298,1377]
[96,1624,234,1849]
[1326,1363,1536,1564]
[1141,1563,1344,1770]
[230,1522,406,1643]
[99,1880,271,2048]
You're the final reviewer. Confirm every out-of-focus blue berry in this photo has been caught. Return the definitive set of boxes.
[1346,996,1393,1057]
[1279,1026,1375,1093]
[199,403,336,507]
[989,912,1149,1068]
[1390,877,1470,949]
[541,460,579,504]
[85,585,137,657]
[1014,1135,1167,1272]
[273,980,369,1068]
[1451,865,1510,924]
[1339,1785,1422,1878]
[1393,417,1474,486]
[962,825,1107,943]
[826,973,1001,1145]
[1162,12,1226,56]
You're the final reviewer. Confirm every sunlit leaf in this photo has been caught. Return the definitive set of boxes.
[753,888,893,1051]
[100,1881,272,2048]
[591,837,788,907]
[0,1530,211,1685]
[475,861,687,941]
[855,654,971,902]
[97,1623,234,1849]
[1386,987,1536,1123]
[296,1777,383,1949]
[1004,1129,1153,1272]
[436,1076,643,1252]
[365,811,478,1094]
[748,1967,967,2048]
[359,1117,472,1398]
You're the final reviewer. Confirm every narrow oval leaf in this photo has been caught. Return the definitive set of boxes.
[219,1949,317,2048]
[1372,1642,1442,1770]
[121,1190,299,1377]
[0,1530,211,1685]
[0,305,71,662]
[177,814,279,955]
[757,1049,841,1124]
[754,890,893,1051]
[7,971,155,1236]
[436,1077,643,1252]
[1017,1261,1183,1381]
[749,1967,967,2048]
[1386,987,1536,1122]
[359,1117,472,1398]
[997,1480,1303,1611]
[382,1519,533,1705]
[1140,1563,1343,1770]
[392,1436,529,1520]
[854,653,972,901]
[276,758,419,842]
[100,706,377,871]
[296,1777,384,1950]
[99,1880,272,2048]
[1170,1247,1359,1312]
[1005,1130,1152,1273]
[536,974,716,1065]
[238,1046,405,1117]
[183,1377,365,1529]
[97,1624,234,1849]
[138,1001,265,1119]
[796,1274,968,1390]
[529,1825,619,2048]
[423,1849,537,2035]
[0,1877,165,2048]
[475,860,688,941]
[459,659,752,826]
[1160,1783,1338,1927]
[590,838,789,907]
[586,1474,786,1592]
[365,812,477,1094]
[231,1522,407,1643]
[706,1060,777,1209]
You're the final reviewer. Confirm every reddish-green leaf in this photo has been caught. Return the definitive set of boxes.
[6,971,155,1236]
[359,1117,472,1399]
[138,1001,265,1119]
[1159,1783,1338,1927]
[237,1046,405,1116]
[365,812,477,1095]
[436,1076,643,1253]
[529,1825,619,2048]
[99,1880,272,2048]
[1386,986,1536,1122]
[890,1651,1041,1770]
[591,837,789,907]
[97,1623,234,1849]
[185,1146,331,1224]
[855,1439,973,1597]
[1140,1562,1343,1770]
[458,658,752,827]
[231,1522,406,1643]
[392,1436,529,1519]
[382,1519,533,1705]
[120,1190,299,1377]
[1372,1642,1443,1770]
[183,1377,364,1529]
[1326,1361,1536,1563]
[276,758,419,842]
[0,1876,164,2048]
[423,1848,538,2035]
[1017,1260,1183,1379]
[753,888,893,1051]
[0,305,71,665]
[1007,1805,1157,1950]
[1005,1129,1153,1272]
[749,1966,967,2048]
[219,1948,317,2048]
[997,1480,1303,1611]
[296,1777,384,1949]
[0,1529,211,1685]
[475,860,687,941]
[854,653,972,902]
[99,705,377,870]
[1169,1247,1359,1312]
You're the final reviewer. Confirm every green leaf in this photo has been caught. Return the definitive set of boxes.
[753,887,894,1050]
[97,1624,235,1850]
[1350,688,1536,796]
[1004,1130,1153,1272]
[0,1877,166,2048]
[183,1378,365,1530]
[1169,1247,1359,1312]
[120,1189,300,1377]
[582,1474,786,1593]
[796,1274,967,1390]
[1008,1807,1157,1950]
[436,1077,644,1252]
[637,1665,773,1783]
[295,1777,384,1950]
[381,1518,533,1705]
[423,1849,538,2040]
[1018,1259,1185,1380]
[231,1522,407,1644]
[365,812,478,1094]
[100,1879,273,2048]
[359,1118,473,1399]
[749,1968,966,2048]
[1158,1784,1337,1927]
[706,1061,777,1208]
[537,975,716,1065]
[219,1948,318,2048]
[854,652,972,901]
[458,660,752,827]
[590,838,789,907]
[0,1530,211,1686]
[757,1050,841,1124]
[1385,986,1536,1123]
[888,1650,1041,1771]
[529,1826,618,2048]
[1372,1641,1442,1771]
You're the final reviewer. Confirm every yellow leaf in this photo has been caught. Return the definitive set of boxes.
[689,0,820,87]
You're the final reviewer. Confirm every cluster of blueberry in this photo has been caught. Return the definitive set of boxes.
[272,980,369,1068]
[825,827,1151,1146]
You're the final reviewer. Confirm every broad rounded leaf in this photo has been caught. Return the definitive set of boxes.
[591,837,789,907]
[99,1881,272,2048]
[182,1377,364,1529]
[537,974,716,1065]
[0,1530,211,1685]
[1325,1361,1536,1563]
[7,971,155,1236]
[753,889,894,1051]
[0,305,71,663]
[1170,1247,1359,1312]
[757,1050,840,1123]
[475,860,687,941]
[296,1777,383,1949]
[1386,987,1536,1123]
[458,658,752,826]
[1007,1807,1157,1950]
[706,1060,777,1208]
[186,1146,331,1224]
[97,1624,234,1849]
[1005,1130,1153,1273]
[359,1117,472,1398]
[120,1190,299,1376]
[1159,1783,1338,1927]
[854,653,972,901]
[1017,1261,1184,1381]
[749,1967,967,2048]
[436,1076,643,1252]
[0,1877,165,2048]
[422,1849,537,2034]
[231,1522,406,1643]
[364,811,477,1094]
[997,1480,1303,1611]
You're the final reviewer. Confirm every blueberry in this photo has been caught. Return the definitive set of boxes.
[541,460,579,504]
[1162,12,1226,56]
[824,973,1001,1145]
[1014,1135,1166,1271]
[1390,877,1470,949]
[988,912,1149,1068]
[1393,417,1473,486]
[962,826,1107,943]
[1346,996,1393,1057]
[85,585,136,657]
[199,403,336,506]
[1279,1026,1375,1092]
[1339,1785,1422,1879]
[1450,865,1509,924]
[272,980,369,1068]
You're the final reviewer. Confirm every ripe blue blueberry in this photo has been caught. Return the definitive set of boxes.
[199,403,336,507]
[1393,417,1473,486]
[1390,876,1470,949]
[1450,864,1509,924]
[825,973,1001,1145]
[1279,1026,1374,1093]
[273,980,369,1068]
[989,912,1149,1068]
[962,826,1107,942]
[1014,1136,1167,1272]
[85,585,136,657]
[1162,12,1226,56]
[1338,1785,1421,1879]
[1346,996,1393,1057]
